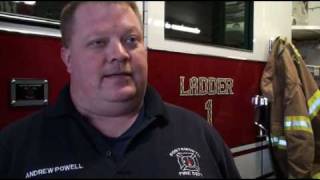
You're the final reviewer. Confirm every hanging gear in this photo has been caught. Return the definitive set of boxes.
[260,37,320,178]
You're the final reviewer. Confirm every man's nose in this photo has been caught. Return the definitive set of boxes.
[106,39,129,63]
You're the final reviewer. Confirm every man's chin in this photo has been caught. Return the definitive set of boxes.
[108,87,138,101]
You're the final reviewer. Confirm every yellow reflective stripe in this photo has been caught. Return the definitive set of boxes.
[313,172,320,179]
[286,127,313,133]
[285,116,313,134]
[291,43,302,62]
[308,90,320,120]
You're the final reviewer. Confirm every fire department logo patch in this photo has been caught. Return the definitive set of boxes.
[169,147,203,177]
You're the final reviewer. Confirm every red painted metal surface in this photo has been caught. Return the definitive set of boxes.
[0,31,266,148]
[0,31,69,129]
[148,49,265,147]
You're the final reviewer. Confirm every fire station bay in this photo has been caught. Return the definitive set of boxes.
[1,1,320,179]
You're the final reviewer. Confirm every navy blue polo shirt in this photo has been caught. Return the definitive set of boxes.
[76,104,146,162]
[0,85,241,178]
[104,106,145,161]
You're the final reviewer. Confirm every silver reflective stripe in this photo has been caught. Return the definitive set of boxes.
[308,90,320,119]
[271,136,287,149]
[285,116,313,134]
[285,120,309,128]
[309,98,320,116]
[278,139,287,146]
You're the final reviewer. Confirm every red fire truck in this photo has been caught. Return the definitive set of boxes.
[0,1,295,178]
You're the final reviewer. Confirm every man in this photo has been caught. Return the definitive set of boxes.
[0,2,240,178]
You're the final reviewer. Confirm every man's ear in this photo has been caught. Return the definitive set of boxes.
[61,47,72,74]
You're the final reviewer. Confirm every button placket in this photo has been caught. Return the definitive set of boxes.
[106,150,112,157]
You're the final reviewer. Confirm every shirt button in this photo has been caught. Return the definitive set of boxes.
[106,150,112,157]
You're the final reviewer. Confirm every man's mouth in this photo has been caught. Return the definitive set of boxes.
[103,72,132,78]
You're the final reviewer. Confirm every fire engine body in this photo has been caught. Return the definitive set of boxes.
[0,1,293,178]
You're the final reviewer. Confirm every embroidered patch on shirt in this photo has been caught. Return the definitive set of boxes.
[169,147,203,177]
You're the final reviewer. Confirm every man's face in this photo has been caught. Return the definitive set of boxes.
[61,3,147,114]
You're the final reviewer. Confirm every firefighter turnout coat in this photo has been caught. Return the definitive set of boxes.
[260,37,320,178]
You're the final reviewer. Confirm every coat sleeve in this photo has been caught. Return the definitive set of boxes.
[293,51,320,178]
[260,38,279,102]
[281,48,315,178]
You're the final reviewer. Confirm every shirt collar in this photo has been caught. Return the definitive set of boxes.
[47,84,169,155]
[47,85,78,118]
[49,84,169,123]
[143,85,169,123]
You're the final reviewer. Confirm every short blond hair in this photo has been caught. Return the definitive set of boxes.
[60,1,141,47]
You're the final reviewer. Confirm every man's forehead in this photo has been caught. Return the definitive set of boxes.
[76,2,130,16]
[73,2,136,25]
[72,3,142,37]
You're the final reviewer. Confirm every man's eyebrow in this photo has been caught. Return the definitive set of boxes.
[83,25,142,41]
[124,26,142,34]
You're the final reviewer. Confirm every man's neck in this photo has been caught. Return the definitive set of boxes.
[87,111,140,138]
[69,87,145,138]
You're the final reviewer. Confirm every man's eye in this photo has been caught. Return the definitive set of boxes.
[125,36,138,45]
[89,39,106,48]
